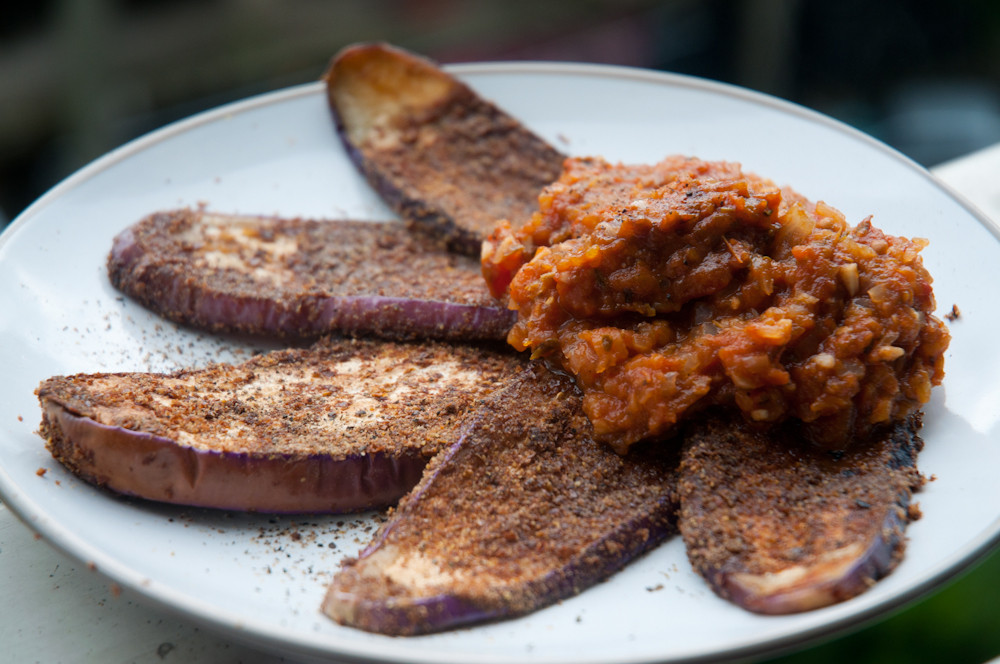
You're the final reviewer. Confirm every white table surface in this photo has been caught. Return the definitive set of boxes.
[3,142,1000,664]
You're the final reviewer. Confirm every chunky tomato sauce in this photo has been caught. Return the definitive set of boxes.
[482,156,950,453]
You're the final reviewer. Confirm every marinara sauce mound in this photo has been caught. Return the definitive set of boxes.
[482,156,950,454]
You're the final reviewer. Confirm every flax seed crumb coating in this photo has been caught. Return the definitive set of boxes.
[323,365,680,634]
[37,337,522,512]
[678,412,925,613]
[324,42,566,254]
[109,209,514,341]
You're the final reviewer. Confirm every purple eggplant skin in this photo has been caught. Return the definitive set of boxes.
[39,404,426,514]
[323,42,566,256]
[678,414,926,614]
[37,337,525,515]
[322,365,680,636]
[108,211,517,342]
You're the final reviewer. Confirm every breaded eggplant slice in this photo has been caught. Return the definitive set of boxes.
[108,209,515,341]
[678,414,925,613]
[322,364,679,635]
[324,42,566,255]
[37,337,522,513]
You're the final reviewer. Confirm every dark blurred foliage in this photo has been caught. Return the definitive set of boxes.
[3,0,999,226]
[1,3,999,661]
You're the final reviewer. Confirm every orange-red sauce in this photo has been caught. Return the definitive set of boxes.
[482,156,950,453]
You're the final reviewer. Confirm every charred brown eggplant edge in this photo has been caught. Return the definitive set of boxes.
[36,338,523,514]
[322,366,681,635]
[323,42,566,255]
[108,209,516,342]
[678,414,926,614]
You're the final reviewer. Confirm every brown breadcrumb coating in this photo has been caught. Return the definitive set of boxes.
[323,365,680,635]
[38,337,520,459]
[325,43,565,254]
[678,412,925,612]
[108,209,515,340]
[37,338,523,512]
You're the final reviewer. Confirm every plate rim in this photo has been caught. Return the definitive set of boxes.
[2,59,1000,664]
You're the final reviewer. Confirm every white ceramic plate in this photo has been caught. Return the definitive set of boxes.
[1,62,999,664]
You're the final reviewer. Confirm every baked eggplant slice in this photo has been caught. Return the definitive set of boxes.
[324,42,566,254]
[322,364,679,635]
[37,337,522,513]
[678,414,925,613]
[108,209,515,341]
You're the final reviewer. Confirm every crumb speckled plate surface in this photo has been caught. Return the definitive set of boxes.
[1,62,999,664]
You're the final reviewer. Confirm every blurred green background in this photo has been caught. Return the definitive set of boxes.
[3,1,999,661]
[5,0,1000,227]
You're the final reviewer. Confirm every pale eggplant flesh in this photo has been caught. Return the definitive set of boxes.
[108,209,515,341]
[322,364,680,635]
[677,413,925,614]
[37,337,523,513]
[323,42,566,255]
